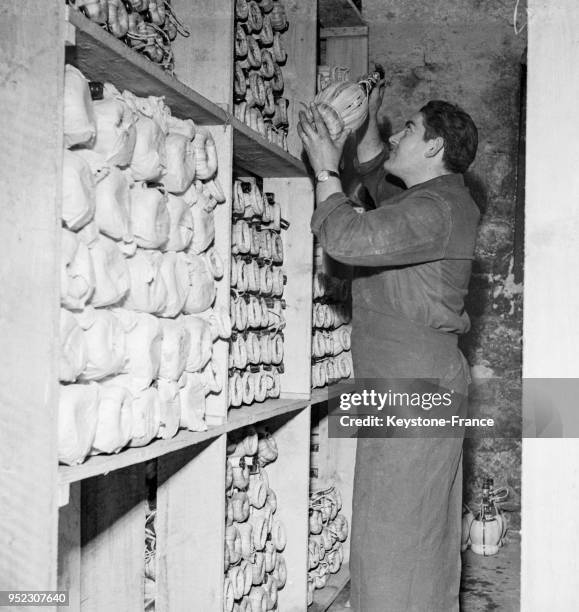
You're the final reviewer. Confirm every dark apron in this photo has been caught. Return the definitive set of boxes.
[348,309,469,612]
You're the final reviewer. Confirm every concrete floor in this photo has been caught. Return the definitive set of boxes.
[327,532,520,612]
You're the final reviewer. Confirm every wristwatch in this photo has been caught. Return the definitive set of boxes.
[315,169,340,183]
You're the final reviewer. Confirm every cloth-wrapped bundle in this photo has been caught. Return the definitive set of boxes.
[187,198,216,254]
[62,149,96,231]
[162,194,194,252]
[124,249,168,314]
[112,308,162,390]
[74,307,127,381]
[63,64,96,148]
[88,234,131,307]
[156,378,182,439]
[129,182,170,249]
[91,382,133,454]
[178,371,207,431]
[157,252,190,318]
[158,318,191,381]
[183,253,216,314]
[60,308,88,383]
[163,127,196,193]
[61,228,95,310]
[58,382,99,465]
[180,314,213,372]
[128,385,162,447]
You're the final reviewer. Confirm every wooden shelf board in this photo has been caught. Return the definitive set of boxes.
[232,119,308,177]
[310,564,350,611]
[66,9,227,124]
[311,384,346,405]
[58,396,311,484]
[318,0,365,28]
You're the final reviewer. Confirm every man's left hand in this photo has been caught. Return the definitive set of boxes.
[297,103,351,175]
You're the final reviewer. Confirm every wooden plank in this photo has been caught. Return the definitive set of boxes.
[59,397,312,484]
[81,465,147,611]
[264,178,314,395]
[283,0,318,157]
[233,120,308,178]
[170,0,233,105]
[318,0,365,28]
[266,408,311,611]
[58,483,81,612]
[0,0,63,596]
[325,34,369,81]
[156,437,226,611]
[522,1,579,609]
[320,26,368,38]
[206,124,233,426]
[67,9,227,124]
[310,564,350,611]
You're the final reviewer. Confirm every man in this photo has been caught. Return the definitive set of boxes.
[298,90,479,611]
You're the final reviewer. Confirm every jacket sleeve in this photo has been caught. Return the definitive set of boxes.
[310,190,452,267]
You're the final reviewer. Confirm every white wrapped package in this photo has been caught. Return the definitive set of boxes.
[88,235,130,307]
[162,194,193,252]
[76,220,99,246]
[58,382,99,465]
[62,149,96,231]
[167,115,196,139]
[203,245,225,280]
[156,379,182,439]
[124,249,168,314]
[123,91,167,182]
[183,254,216,314]
[158,318,191,381]
[94,165,134,244]
[178,372,207,431]
[188,201,215,254]
[75,307,126,381]
[91,383,133,454]
[61,228,95,310]
[129,182,170,249]
[180,315,213,372]
[201,360,222,394]
[163,133,196,193]
[157,252,189,318]
[60,308,88,383]
[64,65,96,148]
[112,308,162,390]
[92,83,137,167]
[129,386,162,447]
[197,306,232,341]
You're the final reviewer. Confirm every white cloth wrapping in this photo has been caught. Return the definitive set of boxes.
[60,308,88,383]
[129,385,162,447]
[62,149,96,231]
[61,228,95,310]
[163,133,196,194]
[58,382,99,465]
[91,383,133,454]
[188,200,216,254]
[196,306,232,341]
[63,64,96,148]
[112,308,162,390]
[180,315,213,373]
[158,318,191,381]
[178,371,207,431]
[162,194,194,252]
[129,182,170,249]
[88,234,130,307]
[74,307,127,381]
[91,83,137,167]
[157,252,189,318]
[124,248,168,314]
[92,164,134,245]
[123,91,167,182]
[156,379,182,439]
[183,253,216,314]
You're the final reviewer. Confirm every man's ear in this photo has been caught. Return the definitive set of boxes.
[425,136,444,159]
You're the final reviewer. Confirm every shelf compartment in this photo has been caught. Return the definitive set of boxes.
[66,9,227,125]
[59,396,312,485]
[310,564,350,611]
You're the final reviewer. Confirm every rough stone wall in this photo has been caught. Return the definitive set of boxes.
[362,0,526,524]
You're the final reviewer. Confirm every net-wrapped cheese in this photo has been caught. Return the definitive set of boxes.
[88,234,130,307]
[58,382,99,465]
[60,308,88,383]
[62,149,96,231]
[63,65,96,148]
[61,228,95,310]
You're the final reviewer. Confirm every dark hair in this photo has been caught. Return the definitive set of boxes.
[419,100,478,174]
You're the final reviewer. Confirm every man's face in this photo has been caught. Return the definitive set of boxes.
[384,112,432,179]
